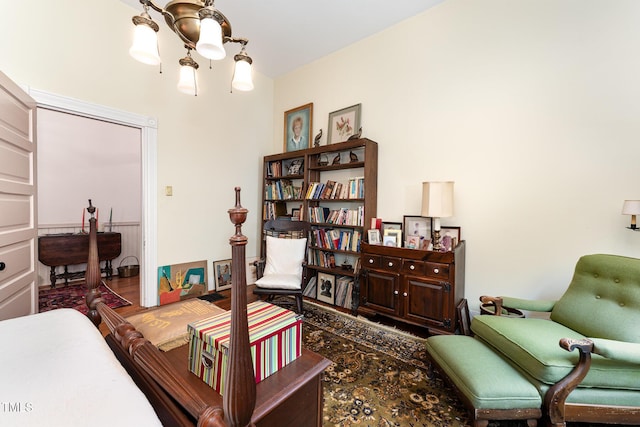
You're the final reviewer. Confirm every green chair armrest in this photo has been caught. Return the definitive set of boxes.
[500,296,557,312]
[590,338,640,365]
[479,295,557,314]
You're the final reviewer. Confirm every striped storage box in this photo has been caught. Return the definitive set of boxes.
[187,300,302,395]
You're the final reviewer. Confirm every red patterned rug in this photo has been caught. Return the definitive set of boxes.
[39,282,131,315]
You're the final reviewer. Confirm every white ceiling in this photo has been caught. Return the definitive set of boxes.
[120,0,445,77]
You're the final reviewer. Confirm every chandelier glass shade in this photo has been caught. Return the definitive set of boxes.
[129,0,254,94]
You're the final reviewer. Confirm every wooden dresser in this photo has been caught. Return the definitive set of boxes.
[358,241,465,335]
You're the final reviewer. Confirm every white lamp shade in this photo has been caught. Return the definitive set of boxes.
[129,23,161,65]
[421,181,454,218]
[196,17,226,60]
[177,64,198,95]
[232,59,254,91]
[622,200,640,215]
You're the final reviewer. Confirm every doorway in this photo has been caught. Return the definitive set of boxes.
[29,89,159,307]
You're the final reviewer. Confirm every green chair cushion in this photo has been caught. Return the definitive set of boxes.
[471,315,640,391]
[550,254,640,343]
[426,335,541,410]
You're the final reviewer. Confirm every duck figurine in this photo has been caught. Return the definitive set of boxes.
[347,126,362,140]
[332,153,341,165]
[313,129,322,147]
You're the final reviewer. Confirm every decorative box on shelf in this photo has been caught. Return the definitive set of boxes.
[187,300,302,395]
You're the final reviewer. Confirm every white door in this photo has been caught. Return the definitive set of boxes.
[0,71,37,320]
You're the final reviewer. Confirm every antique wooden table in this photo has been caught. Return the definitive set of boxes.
[38,232,122,287]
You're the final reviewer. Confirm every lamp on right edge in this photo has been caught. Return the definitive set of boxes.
[622,200,640,231]
[421,181,454,251]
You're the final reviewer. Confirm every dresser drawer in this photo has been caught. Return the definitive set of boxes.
[401,259,425,275]
[424,262,449,279]
[363,254,381,269]
[381,256,402,272]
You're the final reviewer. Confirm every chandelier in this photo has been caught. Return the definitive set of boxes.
[129,0,254,95]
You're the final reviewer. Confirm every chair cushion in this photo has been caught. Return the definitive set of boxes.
[471,315,640,391]
[263,235,307,278]
[255,273,302,290]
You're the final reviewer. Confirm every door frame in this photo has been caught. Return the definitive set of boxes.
[28,88,159,307]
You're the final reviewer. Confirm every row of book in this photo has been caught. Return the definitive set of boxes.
[307,206,365,226]
[305,177,365,200]
[267,159,305,178]
[263,201,287,220]
[307,250,336,268]
[264,179,303,200]
[334,276,354,309]
[309,228,362,252]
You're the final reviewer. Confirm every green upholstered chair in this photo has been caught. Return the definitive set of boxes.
[473,254,640,426]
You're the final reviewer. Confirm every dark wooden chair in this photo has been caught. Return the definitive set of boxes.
[253,219,311,313]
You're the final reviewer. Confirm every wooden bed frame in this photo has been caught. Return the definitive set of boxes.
[83,188,317,427]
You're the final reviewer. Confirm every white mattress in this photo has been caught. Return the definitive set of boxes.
[0,309,162,427]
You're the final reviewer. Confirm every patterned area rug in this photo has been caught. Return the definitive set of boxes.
[38,282,131,315]
[298,301,471,427]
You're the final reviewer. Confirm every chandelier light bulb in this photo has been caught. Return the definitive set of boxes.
[196,17,226,60]
[177,55,199,96]
[232,56,254,91]
[129,16,161,65]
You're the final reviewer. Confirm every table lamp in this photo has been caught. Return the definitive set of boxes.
[421,181,454,251]
[622,200,640,231]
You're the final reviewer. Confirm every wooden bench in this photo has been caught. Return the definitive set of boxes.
[425,335,541,427]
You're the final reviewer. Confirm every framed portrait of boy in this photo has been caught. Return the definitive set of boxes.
[284,103,313,153]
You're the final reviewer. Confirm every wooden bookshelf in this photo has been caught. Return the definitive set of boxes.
[260,139,378,312]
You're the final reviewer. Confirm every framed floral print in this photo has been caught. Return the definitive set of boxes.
[327,103,361,144]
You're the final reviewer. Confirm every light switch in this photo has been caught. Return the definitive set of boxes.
[165,186,173,196]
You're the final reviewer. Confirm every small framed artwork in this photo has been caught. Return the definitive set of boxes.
[291,207,301,221]
[367,229,381,245]
[405,235,421,249]
[284,103,313,153]
[403,215,433,250]
[383,229,402,247]
[456,298,472,336]
[327,103,361,144]
[316,272,335,304]
[440,226,461,252]
[381,221,402,237]
[285,158,304,175]
[213,259,233,291]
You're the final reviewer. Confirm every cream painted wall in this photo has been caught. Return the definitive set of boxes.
[0,1,273,280]
[273,0,640,312]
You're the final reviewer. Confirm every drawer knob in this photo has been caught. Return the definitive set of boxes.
[394,290,399,295]
[433,268,440,274]
[368,259,374,264]
[388,262,394,267]
[0,262,5,271]
[403,292,408,297]
[409,265,415,270]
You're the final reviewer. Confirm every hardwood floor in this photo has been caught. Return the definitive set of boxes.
[103,275,430,338]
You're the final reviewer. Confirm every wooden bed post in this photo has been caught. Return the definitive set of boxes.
[224,187,257,427]
[85,200,103,327]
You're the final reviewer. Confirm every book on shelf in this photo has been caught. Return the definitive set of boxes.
[334,276,354,309]
[303,276,317,297]
[268,160,282,178]
[309,228,362,252]
[347,177,365,199]
[263,201,288,220]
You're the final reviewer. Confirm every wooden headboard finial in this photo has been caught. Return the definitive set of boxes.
[85,201,103,326]
[224,187,256,427]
